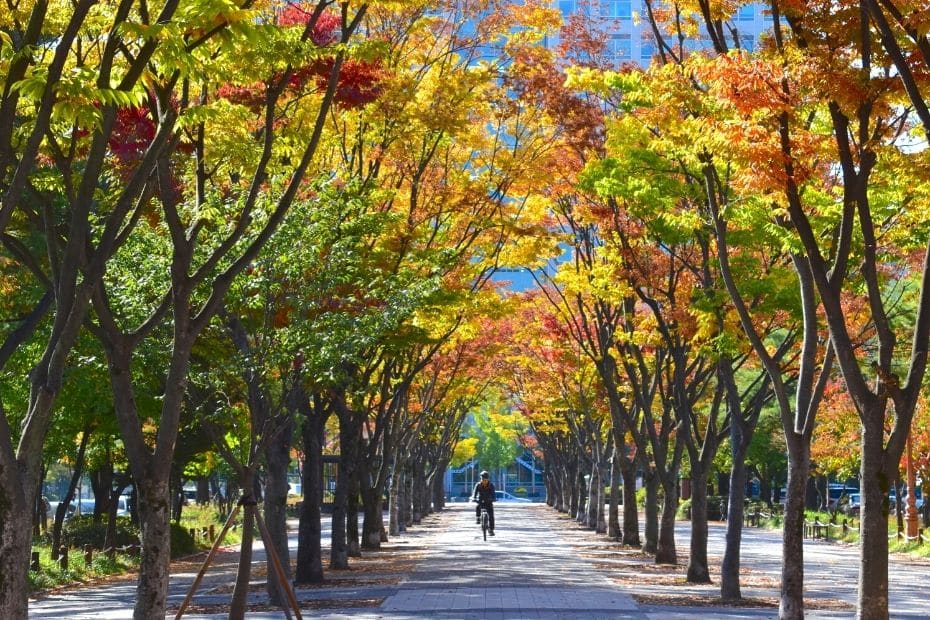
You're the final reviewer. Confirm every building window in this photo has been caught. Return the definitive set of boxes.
[602,0,632,19]
[640,34,655,61]
[737,5,755,21]
[608,33,632,60]
[740,34,755,51]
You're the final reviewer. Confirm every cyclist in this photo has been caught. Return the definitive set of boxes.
[472,470,495,535]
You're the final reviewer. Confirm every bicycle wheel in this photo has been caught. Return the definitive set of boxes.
[481,510,488,541]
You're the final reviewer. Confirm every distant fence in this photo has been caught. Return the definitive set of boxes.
[801,518,930,546]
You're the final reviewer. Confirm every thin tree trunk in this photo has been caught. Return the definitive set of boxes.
[642,468,659,554]
[361,487,384,549]
[296,395,326,584]
[104,477,131,552]
[595,462,607,533]
[0,419,30,620]
[575,467,587,524]
[133,479,172,620]
[721,423,751,600]
[779,436,811,620]
[389,466,403,536]
[656,478,678,565]
[608,449,622,540]
[687,470,711,583]
[264,417,293,604]
[51,428,91,555]
[620,456,640,546]
[347,473,361,557]
[857,423,891,619]
[229,477,255,620]
[330,414,354,569]
[431,462,448,512]
[586,461,599,529]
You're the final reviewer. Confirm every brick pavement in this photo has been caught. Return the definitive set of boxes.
[29,502,930,619]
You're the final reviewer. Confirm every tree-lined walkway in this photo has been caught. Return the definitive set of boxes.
[28,503,930,618]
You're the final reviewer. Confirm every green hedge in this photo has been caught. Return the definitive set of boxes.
[63,516,140,549]
[61,516,198,557]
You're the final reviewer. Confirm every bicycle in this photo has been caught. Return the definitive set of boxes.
[475,499,491,540]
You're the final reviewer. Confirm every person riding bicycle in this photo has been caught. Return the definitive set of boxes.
[472,470,495,535]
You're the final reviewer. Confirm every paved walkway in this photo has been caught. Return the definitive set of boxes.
[27,503,930,619]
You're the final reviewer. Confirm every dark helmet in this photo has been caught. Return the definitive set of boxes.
[480,470,489,479]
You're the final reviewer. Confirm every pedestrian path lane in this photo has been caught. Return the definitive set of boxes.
[380,503,639,619]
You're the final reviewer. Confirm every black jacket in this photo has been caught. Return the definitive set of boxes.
[473,480,495,504]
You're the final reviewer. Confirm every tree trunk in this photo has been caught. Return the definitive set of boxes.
[104,477,131,552]
[404,470,415,529]
[361,486,384,549]
[608,450,622,540]
[196,477,210,504]
[687,470,711,583]
[0,445,30,620]
[656,478,678,565]
[52,428,91,555]
[779,436,811,620]
[90,459,114,523]
[330,414,355,569]
[389,466,403,536]
[264,416,293,604]
[586,461,599,529]
[229,485,255,620]
[595,461,607,533]
[431,462,448,512]
[620,457,640,546]
[857,423,892,619]
[133,480,172,620]
[347,472,361,557]
[296,404,326,584]
[721,424,751,601]
[642,468,659,554]
[561,466,572,513]
[170,469,184,523]
[575,468,587,524]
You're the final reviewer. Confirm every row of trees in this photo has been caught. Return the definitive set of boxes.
[0,1,567,618]
[485,2,930,620]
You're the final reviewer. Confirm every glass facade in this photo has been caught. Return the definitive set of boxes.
[602,0,632,19]
[548,1,771,67]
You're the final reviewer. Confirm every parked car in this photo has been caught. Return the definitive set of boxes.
[495,491,531,503]
[47,496,130,520]
[844,493,861,515]
[827,483,858,511]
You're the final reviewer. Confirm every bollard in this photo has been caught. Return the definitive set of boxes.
[31,551,40,572]
[58,546,68,571]
[84,544,93,567]
[209,524,216,541]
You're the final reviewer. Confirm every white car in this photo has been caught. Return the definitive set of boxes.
[48,496,130,519]
[495,491,531,503]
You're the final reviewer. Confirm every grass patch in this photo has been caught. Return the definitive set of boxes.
[30,502,245,592]
[28,546,140,593]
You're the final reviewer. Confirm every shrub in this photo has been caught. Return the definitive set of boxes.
[170,522,197,557]
[63,516,140,549]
